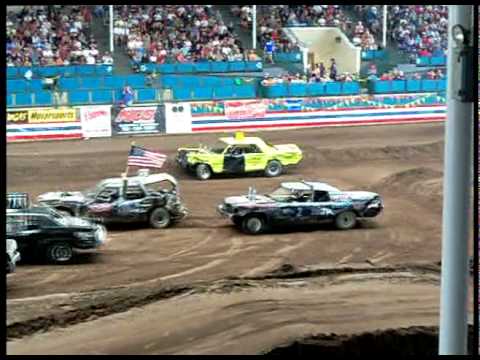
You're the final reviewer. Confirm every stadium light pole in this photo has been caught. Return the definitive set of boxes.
[382,5,387,49]
[439,5,473,355]
[109,5,114,53]
[252,5,257,50]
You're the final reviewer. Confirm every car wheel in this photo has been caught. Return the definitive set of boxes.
[46,242,73,264]
[242,215,265,235]
[149,207,171,229]
[265,160,283,177]
[196,164,212,180]
[334,211,357,230]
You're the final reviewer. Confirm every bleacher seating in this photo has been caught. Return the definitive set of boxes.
[368,79,447,94]
[261,82,360,98]
[416,56,447,67]
[7,65,114,79]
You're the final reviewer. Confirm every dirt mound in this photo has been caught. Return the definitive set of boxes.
[370,167,443,197]
[262,325,474,356]
[310,141,443,165]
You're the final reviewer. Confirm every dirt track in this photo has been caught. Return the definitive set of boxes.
[6,123,474,355]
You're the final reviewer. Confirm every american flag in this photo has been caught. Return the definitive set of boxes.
[128,145,167,169]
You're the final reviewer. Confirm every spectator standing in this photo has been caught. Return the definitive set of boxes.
[329,58,337,80]
[264,38,276,63]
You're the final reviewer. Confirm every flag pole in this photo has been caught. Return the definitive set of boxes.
[125,141,136,177]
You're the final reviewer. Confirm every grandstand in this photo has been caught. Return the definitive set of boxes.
[7,5,447,108]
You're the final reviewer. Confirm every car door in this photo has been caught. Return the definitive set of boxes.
[243,144,267,172]
[223,145,246,173]
[269,192,315,226]
[309,191,336,222]
[116,184,151,222]
[8,214,50,254]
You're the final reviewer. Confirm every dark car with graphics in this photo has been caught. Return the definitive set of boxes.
[217,181,384,234]
[176,132,302,180]
[36,172,187,229]
[6,206,106,264]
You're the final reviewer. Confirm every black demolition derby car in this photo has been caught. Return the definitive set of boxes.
[217,181,384,234]
[36,171,187,229]
[7,192,106,264]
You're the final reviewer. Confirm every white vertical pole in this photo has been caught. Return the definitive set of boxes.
[439,5,473,355]
[252,5,257,50]
[382,5,387,49]
[109,5,114,53]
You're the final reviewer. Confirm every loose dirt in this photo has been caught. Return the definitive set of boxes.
[6,123,474,355]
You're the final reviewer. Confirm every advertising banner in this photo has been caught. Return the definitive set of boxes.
[7,110,29,125]
[112,106,160,135]
[27,108,77,123]
[224,100,266,120]
[80,105,112,138]
[7,107,82,142]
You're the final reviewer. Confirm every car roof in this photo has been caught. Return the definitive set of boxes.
[281,181,340,192]
[98,173,178,187]
[219,137,267,148]
[7,206,54,216]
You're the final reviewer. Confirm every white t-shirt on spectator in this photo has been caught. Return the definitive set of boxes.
[86,54,96,64]
[102,56,113,65]
[318,18,326,26]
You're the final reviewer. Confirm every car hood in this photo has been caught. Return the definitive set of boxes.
[37,191,87,203]
[177,146,211,154]
[64,216,96,228]
[341,191,380,201]
[224,195,276,207]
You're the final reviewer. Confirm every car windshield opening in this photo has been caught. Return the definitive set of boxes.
[266,186,296,202]
[209,141,227,154]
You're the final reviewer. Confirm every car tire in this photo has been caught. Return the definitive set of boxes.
[265,160,283,177]
[334,211,357,230]
[232,216,242,227]
[46,242,73,264]
[242,215,265,235]
[196,164,212,180]
[149,207,171,229]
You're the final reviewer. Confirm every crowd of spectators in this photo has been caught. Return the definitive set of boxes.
[256,5,380,59]
[231,5,252,30]
[387,5,448,61]
[112,5,248,69]
[262,58,357,86]
[369,67,445,81]
[6,5,112,67]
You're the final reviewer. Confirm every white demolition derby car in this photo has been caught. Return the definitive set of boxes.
[218,181,384,234]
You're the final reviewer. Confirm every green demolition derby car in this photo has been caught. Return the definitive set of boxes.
[176,132,303,180]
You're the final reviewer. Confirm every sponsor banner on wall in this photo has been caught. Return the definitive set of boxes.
[7,110,29,124]
[7,107,82,142]
[80,105,112,138]
[112,106,160,135]
[27,108,77,123]
[224,100,266,120]
[165,103,192,134]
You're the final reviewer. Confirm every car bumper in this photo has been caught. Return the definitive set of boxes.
[217,204,234,219]
[362,203,384,217]
[7,251,21,273]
